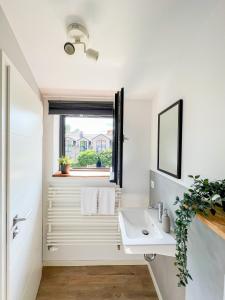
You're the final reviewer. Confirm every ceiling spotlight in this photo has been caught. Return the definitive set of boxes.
[64,22,99,61]
[86,48,99,61]
[64,42,75,55]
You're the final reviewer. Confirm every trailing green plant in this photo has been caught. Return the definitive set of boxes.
[174,175,225,287]
[58,155,73,166]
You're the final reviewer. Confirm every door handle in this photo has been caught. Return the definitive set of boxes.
[13,215,27,227]
[13,226,19,239]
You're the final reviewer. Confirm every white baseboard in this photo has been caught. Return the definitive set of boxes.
[43,259,146,266]
[146,263,163,300]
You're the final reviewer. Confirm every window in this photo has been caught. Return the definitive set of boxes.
[79,140,88,152]
[63,116,113,169]
[96,139,107,152]
[49,89,124,186]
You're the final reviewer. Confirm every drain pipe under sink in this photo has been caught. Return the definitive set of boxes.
[144,253,156,262]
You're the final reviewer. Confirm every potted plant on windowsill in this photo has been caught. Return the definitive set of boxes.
[58,156,73,175]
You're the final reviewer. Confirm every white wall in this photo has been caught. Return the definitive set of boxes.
[43,97,151,203]
[42,97,151,264]
[149,1,225,299]
[0,5,39,96]
[150,0,225,186]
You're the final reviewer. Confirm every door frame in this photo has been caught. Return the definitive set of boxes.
[0,50,10,300]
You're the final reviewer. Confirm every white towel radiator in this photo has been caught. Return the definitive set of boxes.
[46,184,121,248]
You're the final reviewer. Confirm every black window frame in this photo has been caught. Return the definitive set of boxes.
[59,115,66,157]
[109,88,124,187]
[51,92,124,186]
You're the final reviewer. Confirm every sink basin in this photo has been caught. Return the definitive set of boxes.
[119,208,176,256]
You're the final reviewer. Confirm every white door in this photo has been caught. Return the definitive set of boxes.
[5,58,43,300]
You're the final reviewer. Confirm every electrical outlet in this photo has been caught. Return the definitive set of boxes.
[151,180,155,189]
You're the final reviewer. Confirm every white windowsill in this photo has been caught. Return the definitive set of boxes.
[70,170,110,177]
[52,170,110,178]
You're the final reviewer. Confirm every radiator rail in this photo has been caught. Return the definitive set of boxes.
[46,184,121,247]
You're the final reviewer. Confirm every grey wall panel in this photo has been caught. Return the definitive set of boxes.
[187,219,225,300]
[150,255,185,300]
[150,170,186,226]
[150,170,225,300]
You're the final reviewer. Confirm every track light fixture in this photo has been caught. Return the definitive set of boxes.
[64,23,99,61]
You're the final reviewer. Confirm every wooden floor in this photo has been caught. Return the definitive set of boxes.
[36,265,159,300]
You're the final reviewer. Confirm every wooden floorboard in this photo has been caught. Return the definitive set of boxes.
[36,265,159,300]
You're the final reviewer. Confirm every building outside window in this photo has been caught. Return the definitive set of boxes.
[79,140,88,151]
[96,139,107,152]
[65,137,73,157]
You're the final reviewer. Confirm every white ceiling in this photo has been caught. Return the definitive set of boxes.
[0,0,218,99]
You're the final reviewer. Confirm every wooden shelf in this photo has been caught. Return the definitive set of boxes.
[197,208,225,240]
[53,171,72,177]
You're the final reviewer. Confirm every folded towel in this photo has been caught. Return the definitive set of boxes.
[80,188,98,215]
[98,188,115,215]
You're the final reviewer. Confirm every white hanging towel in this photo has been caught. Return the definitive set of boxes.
[80,188,98,215]
[98,188,116,215]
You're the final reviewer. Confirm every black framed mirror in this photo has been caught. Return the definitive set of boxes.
[157,99,183,179]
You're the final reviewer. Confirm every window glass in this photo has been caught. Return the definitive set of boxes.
[64,117,113,169]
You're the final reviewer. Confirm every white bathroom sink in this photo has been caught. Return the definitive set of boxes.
[119,208,176,256]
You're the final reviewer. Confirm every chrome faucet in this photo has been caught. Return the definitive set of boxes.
[158,202,163,223]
